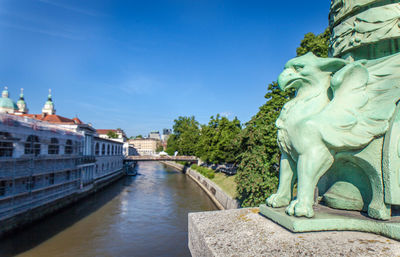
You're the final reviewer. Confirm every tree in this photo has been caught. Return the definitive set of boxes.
[166,134,178,155]
[156,144,164,153]
[235,29,330,207]
[296,28,330,58]
[135,135,143,139]
[197,114,241,164]
[166,116,200,156]
[107,131,118,139]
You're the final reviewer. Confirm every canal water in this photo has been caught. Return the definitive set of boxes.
[0,162,217,257]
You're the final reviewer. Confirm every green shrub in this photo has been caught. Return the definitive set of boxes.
[177,161,189,166]
[190,164,215,179]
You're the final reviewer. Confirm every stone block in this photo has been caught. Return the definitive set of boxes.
[188,208,400,257]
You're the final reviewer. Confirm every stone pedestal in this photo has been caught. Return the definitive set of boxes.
[188,208,400,257]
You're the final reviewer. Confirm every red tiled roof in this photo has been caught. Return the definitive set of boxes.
[19,114,84,125]
[73,117,83,124]
[96,129,119,134]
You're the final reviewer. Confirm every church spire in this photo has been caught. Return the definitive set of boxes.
[42,88,56,115]
[16,88,28,114]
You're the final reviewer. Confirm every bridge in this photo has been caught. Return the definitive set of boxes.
[125,155,198,163]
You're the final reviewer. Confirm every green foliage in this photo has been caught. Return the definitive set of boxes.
[107,131,118,139]
[156,144,164,153]
[135,135,143,139]
[177,161,189,166]
[296,28,330,58]
[235,28,330,207]
[166,134,178,156]
[166,116,200,156]
[235,82,294,207]
[196,114,242,164]
[190,164,215,179]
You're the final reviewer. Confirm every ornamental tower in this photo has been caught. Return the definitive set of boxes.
[42,89,56,115]
[16,88,28,114]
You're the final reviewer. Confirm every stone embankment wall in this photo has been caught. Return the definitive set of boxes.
[161,161,239,210]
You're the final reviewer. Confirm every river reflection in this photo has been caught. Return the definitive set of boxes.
[0,162,217,257]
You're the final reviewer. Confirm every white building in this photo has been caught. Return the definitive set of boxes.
[0,88,126,235]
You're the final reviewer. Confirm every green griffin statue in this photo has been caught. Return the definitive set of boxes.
[261,0,400,241]
[265,0,400,222]
[266,52,400,220]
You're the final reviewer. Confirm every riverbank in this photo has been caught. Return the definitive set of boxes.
[0,169,125,238]
[160,161,239,210]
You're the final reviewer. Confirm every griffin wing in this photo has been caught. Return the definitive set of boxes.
[318,54,400,150]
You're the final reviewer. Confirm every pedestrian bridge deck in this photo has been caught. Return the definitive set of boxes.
[125,155,198,162]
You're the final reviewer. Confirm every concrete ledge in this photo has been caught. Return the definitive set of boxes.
[260,204,400,240]
[188,208,400,257]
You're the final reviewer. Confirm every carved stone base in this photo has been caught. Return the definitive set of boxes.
[259,204,400,241]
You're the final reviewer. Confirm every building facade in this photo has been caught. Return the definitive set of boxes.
[128,138,158,156]
[0,113,82,228]
[0,88,127,235]
[148,131,160,140]
[96,129,127,142]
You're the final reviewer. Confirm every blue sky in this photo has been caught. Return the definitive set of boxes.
[0,0,330,137]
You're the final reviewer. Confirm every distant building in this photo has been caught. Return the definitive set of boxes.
[163,128,172,135]
[161,128,172,142]
[148,131,160,140]
[128,138,158,156]
[96,129,133,156]
[96,129,127,142]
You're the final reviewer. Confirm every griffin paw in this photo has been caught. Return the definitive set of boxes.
[294,201,314,218]
[266,194,290,208]
[285,199,298,216]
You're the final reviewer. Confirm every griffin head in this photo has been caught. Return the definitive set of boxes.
[278,52,348,91]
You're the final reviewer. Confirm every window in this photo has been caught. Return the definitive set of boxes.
[76,141,82,155]
[29,176,36,190]
[65,140,73,154]
[25,135,40,156]
[0,132,13,157]
[0,181,5,196]
[66,170,71,180]
[107,144,110,155]
[48,138,59,154]
[49,173,55,185]
[102,144,105,155]
[95,143,99,155]
[112,145,114,155]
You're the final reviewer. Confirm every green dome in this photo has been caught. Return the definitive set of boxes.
[0,88,17,111]
[0,98,18,109]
